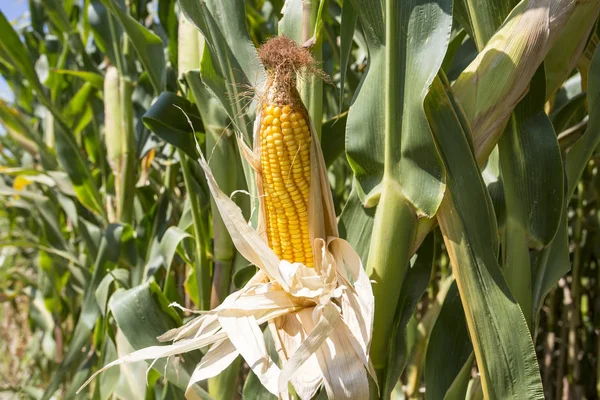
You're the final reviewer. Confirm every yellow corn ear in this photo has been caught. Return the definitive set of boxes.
[260,103,313,267]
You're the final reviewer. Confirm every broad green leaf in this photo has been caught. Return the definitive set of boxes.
[179,0,265,142]
[42,224,133,400]
[426,73,544,399]
[159,226,193,274]
[444,354,476,400]
[63,82,96,124]
[52,69,105,89]
[110,281,211,398]
[100,0,166,93]
[185,65,258,224]
[321,113,347,167]
[113,330,148,399]
[453,0,519,50]
[551,92,586,135]
[0,240,81,267]
[142,91,204,159]
[98,337,119,400]
[0,11,47,99]
[338,187,375,265]
[184,63,237,309]
[159,0,179,67]
[348,0,452,376]
[95,268,129,315]
[88,0,123,66]
[529,42,600,325]
[52,121,105,216]
[383,233,435,398]
[0,100,57,168]
[441,29,468,74]
[565,44,600,199]
[425,281,473,400]
[339,0,357,106]
[544,1,600,97]
[531,208,570,323]
[243,371,277,400]
[0,13,104,216]
[498,67,563,327]
[346,0,449,213]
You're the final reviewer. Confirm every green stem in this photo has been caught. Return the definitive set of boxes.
[179,151,211,310]
[300,0,323,139]
[206,128,236,308]
[502,218,533,330]
[118,77,136,224]
[366,182,416,374]
[568,182,584,386]
[366,0,419,381]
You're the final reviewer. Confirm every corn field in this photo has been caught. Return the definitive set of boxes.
[2,0,600,398]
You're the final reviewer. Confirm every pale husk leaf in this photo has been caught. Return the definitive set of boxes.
[271,310,324,400]
[219,315,282,395]
[185,339,239,397]
[453,0,578,162]
[278,303,340,398]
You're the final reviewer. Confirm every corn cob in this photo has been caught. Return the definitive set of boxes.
[260,102,312,266]
[258,38,316,267]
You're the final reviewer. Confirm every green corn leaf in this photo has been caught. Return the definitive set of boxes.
[42,225,134,400]
[179,0,264,142]
[109,282,211,398]
[321,113,347,167]
[426,73,544,400]
[529,39,600,326]
[52,69,105,89]
[0,12,104,217]
[498,67,563,327]
[99,0,166,93]
[142,91,204,159]
[0,11,47,100]
[88,0,123,67]
[347,0,452,378]
[0,100,57,168]
[453,0,519,50]
[425,281,473,400]
[339,0,357,106]
[338,187,375,264]
[544,1,600,98]
[383,233,435,398]
[565,43,600,199]
[531,208,570,324]
[278,0,302,42]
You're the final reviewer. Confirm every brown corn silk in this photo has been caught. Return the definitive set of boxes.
[258,37,317,267]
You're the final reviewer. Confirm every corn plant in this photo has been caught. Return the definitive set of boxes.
[1,0,600,399]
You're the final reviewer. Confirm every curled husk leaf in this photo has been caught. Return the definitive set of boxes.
[78,37,375,400]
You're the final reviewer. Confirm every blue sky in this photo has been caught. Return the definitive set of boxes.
[0,0,30,101]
